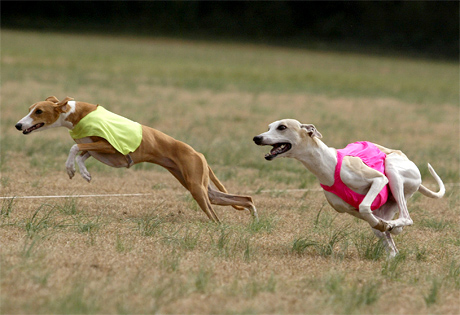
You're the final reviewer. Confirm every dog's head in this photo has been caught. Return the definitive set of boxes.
[253,119,322,160]
[15,96,74,134]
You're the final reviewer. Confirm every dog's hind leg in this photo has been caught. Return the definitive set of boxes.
[373,229,398,258]
[383,154,420,230]
[373,201,404,235]
[372,201,400,257]
[178,154,220,222]
[343,158,389,231]
[208,187,259,221]
[189,185,220,222]
[165,166,188,190]
[207,166,251,212]
[149,164,220,221]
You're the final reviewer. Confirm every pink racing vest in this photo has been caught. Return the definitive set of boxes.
[320,141,389,211]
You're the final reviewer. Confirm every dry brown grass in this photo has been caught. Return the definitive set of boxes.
[1,30,459,314]
[1,167,459,314]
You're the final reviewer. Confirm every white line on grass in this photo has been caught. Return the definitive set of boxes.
[1,183,457,200]
[0,193,153,200]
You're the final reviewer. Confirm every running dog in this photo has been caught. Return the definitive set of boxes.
[15,96,258,222]
[253,119,444,256]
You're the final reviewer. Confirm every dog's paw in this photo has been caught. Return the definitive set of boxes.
[80,170,91,183]
[387,250,398,259]
[373,219,392,232]
[65,158,76,179]
[66,165,76,179]
[249,206,259,223]
[389,226,404,235]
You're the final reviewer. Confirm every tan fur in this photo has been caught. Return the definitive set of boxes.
[16,96,258,222]
[67,102,98,125]
[374,144,407,158]
[342,156,387,194]
[26,101,61,125]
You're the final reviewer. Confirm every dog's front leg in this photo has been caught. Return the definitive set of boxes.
[66,139,117,181]
[65,144,80,179]
[342,157,391,232]
[359,175,390,232]
[76,152,92,182]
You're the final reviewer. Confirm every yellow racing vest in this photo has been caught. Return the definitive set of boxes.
[69,106,142,155]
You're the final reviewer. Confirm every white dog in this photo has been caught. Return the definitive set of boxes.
[254,119,445,257]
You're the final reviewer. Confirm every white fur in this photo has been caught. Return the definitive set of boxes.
[65,144,80,179]
[16,105,36,129]
[52,101,76,130]
[255,119,445,257]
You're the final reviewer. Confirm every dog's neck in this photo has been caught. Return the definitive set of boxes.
[59,101,77,129]
[62,101,98,130]
[294,137,337,187]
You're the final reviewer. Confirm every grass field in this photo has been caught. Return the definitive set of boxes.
[1,29,459,314]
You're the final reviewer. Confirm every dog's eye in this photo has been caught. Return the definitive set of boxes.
[35,109,43,115]
[277,125,287,131]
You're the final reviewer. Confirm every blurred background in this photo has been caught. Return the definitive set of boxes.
[2,1,458,60]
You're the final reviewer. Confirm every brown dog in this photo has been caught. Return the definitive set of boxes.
[16,96,258,222]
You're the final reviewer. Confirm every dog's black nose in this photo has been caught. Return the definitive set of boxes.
[253,136,263,145]
[15,123,22,131]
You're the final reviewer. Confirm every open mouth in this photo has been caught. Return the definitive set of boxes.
[23,123,44,134]
[265,143,292,160]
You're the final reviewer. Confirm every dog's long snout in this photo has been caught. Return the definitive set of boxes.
[253,135,263,145]
[15,123,23,131]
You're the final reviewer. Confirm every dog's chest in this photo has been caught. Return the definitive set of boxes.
[69,106,142,155]
[323,190,358,214]
[75,137,130,168]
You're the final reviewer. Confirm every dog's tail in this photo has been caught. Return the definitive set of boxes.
[418,163,445,199]
[208,166,246,211]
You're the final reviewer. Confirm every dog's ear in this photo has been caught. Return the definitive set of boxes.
[301,124,322,138]
[46,96,60,103]
[56,96,74,113]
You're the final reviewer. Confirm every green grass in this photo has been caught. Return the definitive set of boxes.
[424,277,441,307]
[353,232,386,261]
[1,198,14,217]
[419,218,451,231]
[322,273,382,313]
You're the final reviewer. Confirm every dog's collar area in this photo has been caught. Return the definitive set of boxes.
[23,123,45,134]
[265,143,292,160]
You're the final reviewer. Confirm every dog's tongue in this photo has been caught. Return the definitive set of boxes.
[264,144,282,160]
[23,123,44,134]
[271,144,286,155]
